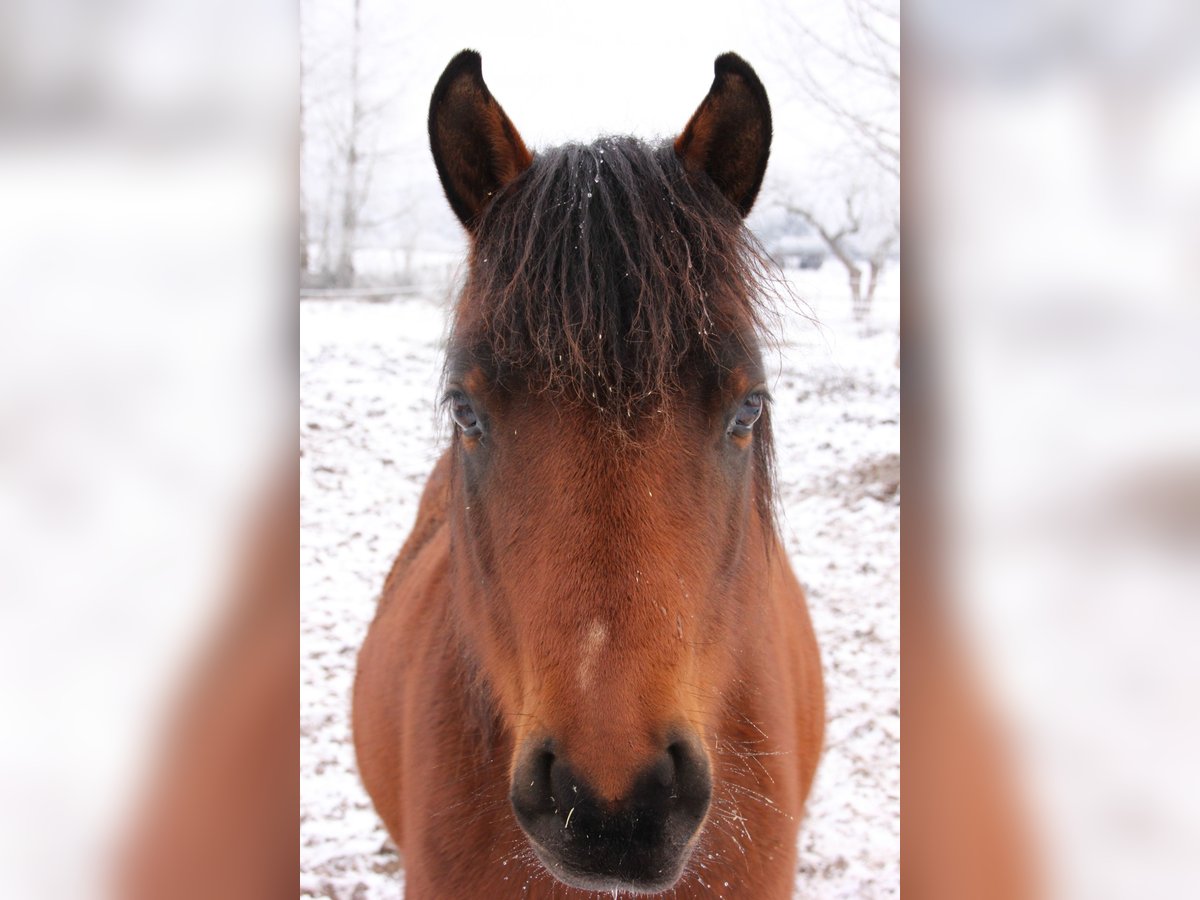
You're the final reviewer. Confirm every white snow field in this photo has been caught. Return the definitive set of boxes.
[301,265,900,898]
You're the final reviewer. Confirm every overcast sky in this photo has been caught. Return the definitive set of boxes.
[302,0,873,250]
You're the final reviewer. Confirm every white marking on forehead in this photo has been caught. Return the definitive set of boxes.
[577,620,608,693]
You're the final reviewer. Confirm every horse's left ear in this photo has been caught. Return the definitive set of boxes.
[429,50,533,230]
[674,53,772,218]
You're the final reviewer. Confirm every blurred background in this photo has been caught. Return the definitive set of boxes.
[0,0,296,897]
[907,1,1200,897]
[298,0,899,319]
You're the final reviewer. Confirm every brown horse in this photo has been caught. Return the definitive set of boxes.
[354,50,824,898]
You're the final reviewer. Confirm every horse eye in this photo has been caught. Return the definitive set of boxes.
[729,392,764,438]
[448,392,482,437]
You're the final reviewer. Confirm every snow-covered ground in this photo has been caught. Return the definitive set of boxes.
[300,265,900,898]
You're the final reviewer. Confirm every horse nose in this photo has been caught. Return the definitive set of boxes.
[509,736,712,892]
[510,739,712,830]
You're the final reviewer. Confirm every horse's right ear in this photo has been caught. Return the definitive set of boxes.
[429,50,532,231]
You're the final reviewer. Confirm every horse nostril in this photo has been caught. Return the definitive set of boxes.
[511,748,557,822]
[664,738,712,820]
[666,741,686,783]
[650,749,675,789]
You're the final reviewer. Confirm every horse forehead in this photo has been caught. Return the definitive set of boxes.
[503,399,701,471]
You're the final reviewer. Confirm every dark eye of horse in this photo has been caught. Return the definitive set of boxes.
[448,392,482,438]
[729,392,764,438]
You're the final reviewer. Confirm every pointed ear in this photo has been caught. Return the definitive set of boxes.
[674,53,772,217]
[428,50,533,230]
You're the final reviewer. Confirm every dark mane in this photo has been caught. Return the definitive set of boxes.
[446,135,786,523]
[451,136,784,407]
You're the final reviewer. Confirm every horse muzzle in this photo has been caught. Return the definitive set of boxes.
[509,734,712,893]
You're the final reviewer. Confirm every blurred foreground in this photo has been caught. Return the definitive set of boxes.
[0,0,296,897]
[907,0,1200,897]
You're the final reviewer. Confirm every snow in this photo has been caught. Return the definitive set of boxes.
[300,265,899,898]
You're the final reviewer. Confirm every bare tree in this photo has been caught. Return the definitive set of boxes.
[302,0,418,288]
[783,0,899,175]
[332,0,364,287]
[773,0,899,319]
[782,169,898,320]
[301,0,347,285]
[299,27,310,279]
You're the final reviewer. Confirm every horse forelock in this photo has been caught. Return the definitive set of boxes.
[445,136,785,524]
[453,138,786,405]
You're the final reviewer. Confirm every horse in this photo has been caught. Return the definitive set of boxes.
[353,50,824,898]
